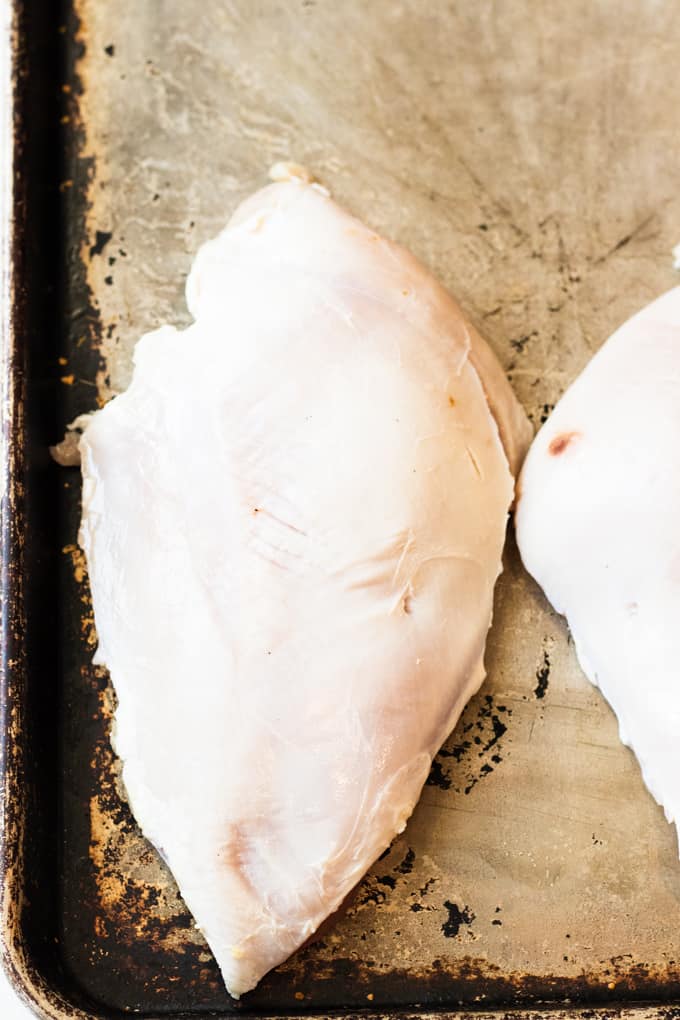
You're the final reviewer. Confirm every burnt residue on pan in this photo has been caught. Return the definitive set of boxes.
[426,692,510,794]
[267,951,680,1012]
[0,0,105,1016]
[534,650,551,699]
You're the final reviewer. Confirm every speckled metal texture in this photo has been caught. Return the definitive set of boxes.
[3,1,680,1018]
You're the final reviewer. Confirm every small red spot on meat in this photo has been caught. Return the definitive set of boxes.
[548,431,580,456]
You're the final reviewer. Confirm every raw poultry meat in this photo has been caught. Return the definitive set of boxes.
[516,287,680,838]
[79,174,531,997]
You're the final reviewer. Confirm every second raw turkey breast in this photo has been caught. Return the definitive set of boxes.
[516,288,680,844]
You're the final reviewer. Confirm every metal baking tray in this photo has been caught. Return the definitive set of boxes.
[2,1,680,1017]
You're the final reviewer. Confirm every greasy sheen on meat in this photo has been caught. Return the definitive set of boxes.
[516,287,680,840]
[79,177,531,997]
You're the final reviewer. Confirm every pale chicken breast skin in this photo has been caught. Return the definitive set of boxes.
[79,179,531,997]
[516,287,680,836]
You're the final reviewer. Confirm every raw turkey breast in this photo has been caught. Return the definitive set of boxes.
[516,287,680,837]
[79,176,531,997]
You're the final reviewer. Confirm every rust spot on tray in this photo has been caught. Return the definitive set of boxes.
[441,901,475,938]
[62,544,97,645]
[426,691,510,794]
[534,648,551,699]
[270,949,680,1010]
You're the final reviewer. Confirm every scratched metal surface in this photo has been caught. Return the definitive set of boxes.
[54,0,680,1015]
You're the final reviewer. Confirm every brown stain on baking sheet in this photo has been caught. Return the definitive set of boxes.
[271,950,680,1010]
[426,691,510,794]
[441,901,476,938]
[62,544,97,646]
[534,649,551,699]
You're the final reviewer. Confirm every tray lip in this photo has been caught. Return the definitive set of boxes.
[0,3,679,1020]
[0,8,95,1018]
[0,0,35,1016]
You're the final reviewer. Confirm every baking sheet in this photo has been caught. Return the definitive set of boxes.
[11,0,680,1016]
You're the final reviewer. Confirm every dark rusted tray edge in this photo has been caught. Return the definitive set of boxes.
[0,1,42,1015]
[0,4,67,1016]
[0,5,108,1016]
